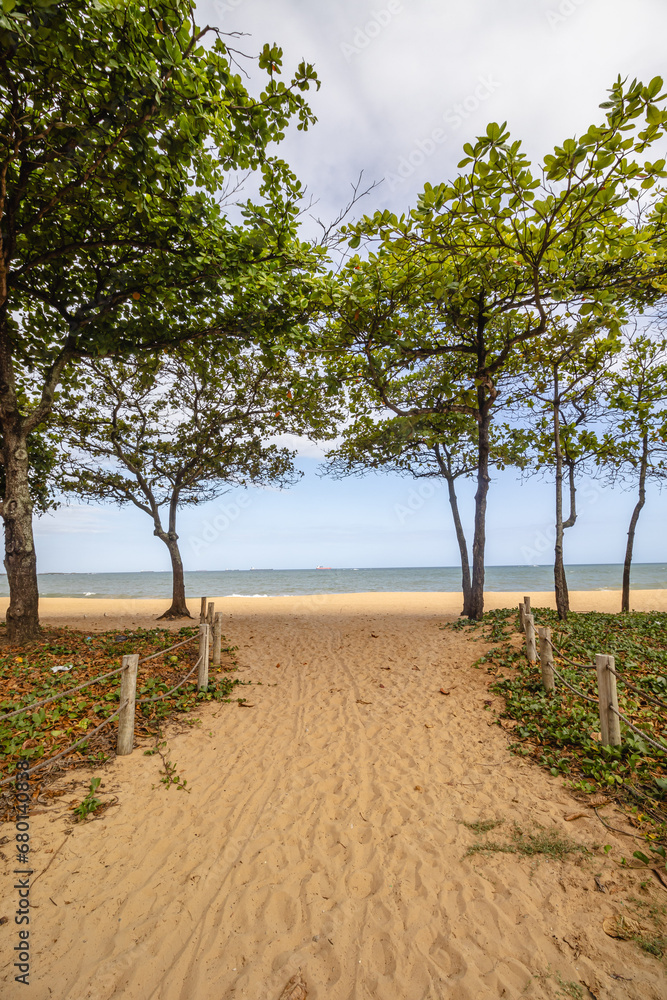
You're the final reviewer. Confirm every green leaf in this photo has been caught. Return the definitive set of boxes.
[647,76,663,98]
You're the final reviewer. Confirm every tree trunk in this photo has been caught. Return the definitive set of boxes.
[434,444,472,616]
[622,433,648,613]
[0,295,41,642]
[157,532,192,619]
[552,368,569,621]
[1,423,40,643]
[469,405,491,620]
[446,474,472,616]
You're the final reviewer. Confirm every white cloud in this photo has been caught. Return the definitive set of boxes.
[35,506,119,536]
[197,0,667,233]
[271,432,332,458]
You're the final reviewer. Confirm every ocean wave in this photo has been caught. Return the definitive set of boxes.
[226,593,271,598]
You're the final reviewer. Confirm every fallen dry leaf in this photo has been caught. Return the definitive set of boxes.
[380,666,391,670]
[439,688,450,696]
[277,969,307,1000]
[651,867,667,891]
[564,811,588,822]
[378,684,385,688]
[589,794,610,807]
[414,785,423,792]
[356,699,372,705]
[603,914,642,940]
[424,723,433,729]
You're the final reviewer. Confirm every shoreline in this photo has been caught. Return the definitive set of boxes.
[1,589,665,632]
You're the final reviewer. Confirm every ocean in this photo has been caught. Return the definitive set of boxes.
[1,564,665,599]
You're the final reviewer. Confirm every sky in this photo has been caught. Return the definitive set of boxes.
[33,0,667,573]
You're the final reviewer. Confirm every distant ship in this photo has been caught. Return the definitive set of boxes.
[315,565,332,570]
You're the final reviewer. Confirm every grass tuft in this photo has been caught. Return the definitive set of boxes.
[463,822,586,862]
[462,818,503,834]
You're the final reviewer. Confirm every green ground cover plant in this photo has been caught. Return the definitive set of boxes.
[72,777,103,822]
[0,624,245,814]
[449,609,667,839]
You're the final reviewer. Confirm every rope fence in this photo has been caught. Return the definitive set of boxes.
[607,665,667,712]
[545,659,599,707]
[0,664,127,724]
[1,598,226,789]
[137,633,201,665]
[609,705,667,755]
[517,597,667,755]
[0,630,204,725]
[136,657,202,705]
[0,709,123,788]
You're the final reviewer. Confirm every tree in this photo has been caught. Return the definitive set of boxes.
[0,0,321,640]
[517,332,615,618]
[56,346,338,618]
[322,345,524,615]
[335,77,667,617]
[594,333,667,611]
[327,410,528,615]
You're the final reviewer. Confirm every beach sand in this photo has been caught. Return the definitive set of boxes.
[1,592,666,999]
[3,588,665,633]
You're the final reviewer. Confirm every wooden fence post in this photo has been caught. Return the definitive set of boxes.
[198,623,209,691]
[518,602,526,633]
[538,626,555,694]
[200,597,208,623]
[212,612,223,667]
[525,614,537,662]
[523,596,531,619]
[596,653,622,746]
[117,654,139,756]
[207,601,214,627]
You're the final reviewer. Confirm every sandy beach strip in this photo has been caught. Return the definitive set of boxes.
[1,588,665,632]
[1,593,665,999]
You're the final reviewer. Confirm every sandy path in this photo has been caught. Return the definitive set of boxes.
[1,603,665,999]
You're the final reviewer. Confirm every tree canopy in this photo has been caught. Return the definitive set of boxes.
[0,0,322,639]
[55,344,339,615]
[321,76,667,616]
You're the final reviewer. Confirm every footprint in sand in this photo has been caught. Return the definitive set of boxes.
[369,934,397,976]
[347,869,377,898]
